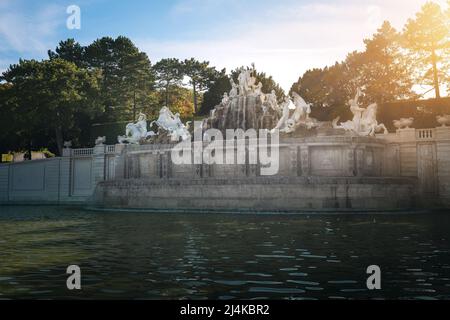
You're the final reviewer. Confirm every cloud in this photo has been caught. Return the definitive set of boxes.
[137,0,437,92]
[0,2,64,54]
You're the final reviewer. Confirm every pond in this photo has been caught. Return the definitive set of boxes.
[0,206,449,300]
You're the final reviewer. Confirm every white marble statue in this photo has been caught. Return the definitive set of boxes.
[266,90,278,111]
[437,115,450,127]
[151,107,191,142]
[272,97,292,132]
[229,79,238,98]
[291,92,312,123]
[118,113,155,144]
[221,92,230,105]
[253,82,263,96]
[237,68,257,95]
[333,89,388,136]
[271,93,317,133]
[393,118,414,130]
[360,103,389,135]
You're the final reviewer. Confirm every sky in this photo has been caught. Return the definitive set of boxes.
[0,0,447,91]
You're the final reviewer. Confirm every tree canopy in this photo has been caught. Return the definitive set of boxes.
[403,2,449,98]
[1,59,102,155]
[1,1,449,155]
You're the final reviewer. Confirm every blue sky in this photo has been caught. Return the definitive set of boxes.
[0,0,446,90]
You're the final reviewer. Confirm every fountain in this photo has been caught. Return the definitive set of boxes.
[89,70,422,212]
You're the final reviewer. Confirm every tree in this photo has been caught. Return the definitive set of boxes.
[1,59,102,155]
[182,58,218,115]
[168,86,196,119]
[359,21,415,104]
[446,1,450,95]
[84,36,154,121]
[290,60,356,121]
[0,83,19,154]
[290,22,417,121]
[121,52,155,120]
[48,39,85,67]
[199,69,230,116]
[403,2,449,98]
[153,58,184,108]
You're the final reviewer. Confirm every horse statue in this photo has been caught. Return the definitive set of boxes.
[272,97,292,132]
[291,92,312,124]
[151,107,191,142]
[272,93,317,133]
[118,113,155,144]
[333,103,388,136]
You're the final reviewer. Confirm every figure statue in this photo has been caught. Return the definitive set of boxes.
[271,93,318,134]
[221,92,230,105]
[229,79,238,98]
[253,82,263,96]
[201,69,282,132]
[291,92,312,123]
[118,113,155,144]
[348,88,365,132]
[359,103,389,136]
[333,91,388,136]
[272,97,291,132]
[266,90,278,111]
[151,107,191,142]
[237,68,257,95]
[333,89,387,136]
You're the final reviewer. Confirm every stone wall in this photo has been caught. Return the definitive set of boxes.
[1,126,450,210]
[0,146,113,205]
[94,177,416,212]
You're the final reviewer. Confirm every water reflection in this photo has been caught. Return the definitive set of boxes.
[0,206,449,300]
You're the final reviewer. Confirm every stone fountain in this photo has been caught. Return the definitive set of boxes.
[91,71,421,212]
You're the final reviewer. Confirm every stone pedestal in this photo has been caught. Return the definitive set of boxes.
[92,144,106,188]
[113,144,127,180]
[397,128,418,177]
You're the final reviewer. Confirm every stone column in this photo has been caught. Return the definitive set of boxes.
[59,146,72,200]
[92,144,106,189]
[355,147,365,177]
[347,147,356,176]
[113,144,126,180]
[397,128,418,177]
[290,146,299,176]
[435,126,450,206]
[300,146,310,177]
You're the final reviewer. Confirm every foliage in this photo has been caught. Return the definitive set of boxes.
[1,59,102,155]
[402,2,449,98]
[182,58,220,114]
[199,69,230,115]
[290,20,421,121]
[153,58,184,108]
[84,36,155,122]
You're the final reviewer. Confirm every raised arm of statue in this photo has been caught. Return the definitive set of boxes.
[354,88,362,105]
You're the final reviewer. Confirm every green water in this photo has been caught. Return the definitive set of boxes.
[0,206,449,300]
